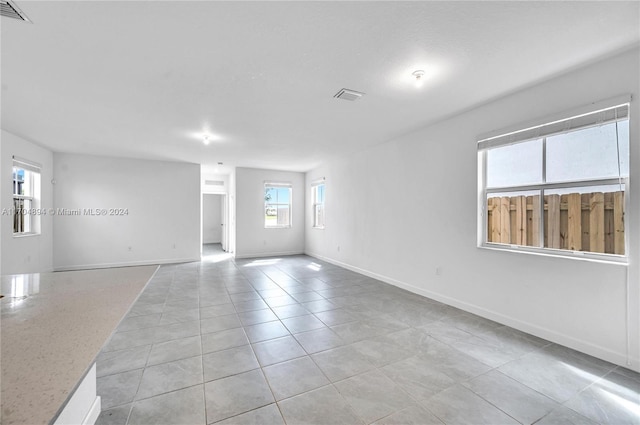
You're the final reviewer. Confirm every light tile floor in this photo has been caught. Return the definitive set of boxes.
[96,245,640,425]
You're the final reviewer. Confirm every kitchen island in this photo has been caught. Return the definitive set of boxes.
[1,265,158,425]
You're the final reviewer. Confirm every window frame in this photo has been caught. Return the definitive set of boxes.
[12,157,42,237]
[311,180,325,229]
[477,97,630,263]
[264,182,292,229]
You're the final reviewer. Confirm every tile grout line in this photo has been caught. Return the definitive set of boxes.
[198,264,209,425]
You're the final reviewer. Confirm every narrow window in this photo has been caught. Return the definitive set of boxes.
[12,157,42,235]
[312,181,325,229]
[479,102,629,258]
[265,183,292,228]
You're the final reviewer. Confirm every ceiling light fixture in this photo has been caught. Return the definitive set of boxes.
[412,70,426,87]
[190,130,221,145]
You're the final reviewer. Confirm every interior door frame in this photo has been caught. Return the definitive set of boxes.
[201,193,228,252]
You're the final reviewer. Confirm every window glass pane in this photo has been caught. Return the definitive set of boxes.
[486,139,543,188]
[13,167,26,195]
[317,184,325,203]
[275,187,290,204]
[14,198,33,233]
[265,187,276,227]
[486,190,541,247]
[265,186,291,227]
[543,184,624,255]
[314,204,325,227]
[618,120,630,177]
[312,184,325,228]
[12,164,40,234]
[546,121,629,183]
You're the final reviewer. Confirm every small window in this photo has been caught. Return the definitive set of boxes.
[12,158,41,235]
[479,101,629,258]
[312,182,325,228]
[265,183,292,228]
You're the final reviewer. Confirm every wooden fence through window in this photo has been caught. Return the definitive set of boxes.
[487,191,624,255]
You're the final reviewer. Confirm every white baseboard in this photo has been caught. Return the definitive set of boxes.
[83,396,101,425]
[234,250,304,259]
[53,257,200,271]
[305,251,638,372]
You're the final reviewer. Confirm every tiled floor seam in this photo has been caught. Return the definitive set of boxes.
[199,330,208,425]
[97,365,146,381]
[462,377,535,425]
[255,365,279,403]
[374,364,447,423]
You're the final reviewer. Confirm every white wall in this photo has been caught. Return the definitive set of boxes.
[1,130,54,274]
[53,154,201,270]
[236,167,305,258]
[228,169,237,255]
[306,48,640,371]
[203,194,222,244]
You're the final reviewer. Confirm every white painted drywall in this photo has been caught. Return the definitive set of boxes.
[52,154,201,270]
[203,194,222,244]
[305,47,640,371]
[1,130,54,274]
[228,169,237,255]
[235,167,305,258]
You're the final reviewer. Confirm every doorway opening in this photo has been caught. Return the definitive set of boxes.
[202,193,231,262]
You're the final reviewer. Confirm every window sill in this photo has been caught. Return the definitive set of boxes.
[312,226,325,230]
[13,232,40,238]
[479,243,627,265]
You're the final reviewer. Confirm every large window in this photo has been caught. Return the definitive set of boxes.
[265,183,292,228]
[312,181,325,228]
[479,101,629,258]
[12,157,41,235]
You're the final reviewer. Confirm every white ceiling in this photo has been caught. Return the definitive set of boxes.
[2,1,639,174]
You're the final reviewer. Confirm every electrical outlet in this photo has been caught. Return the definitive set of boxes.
[435,266,442,276]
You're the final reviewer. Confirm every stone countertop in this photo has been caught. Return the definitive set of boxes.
[1,265,158,425]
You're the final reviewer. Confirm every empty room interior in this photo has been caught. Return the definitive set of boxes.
[2,1,640,425]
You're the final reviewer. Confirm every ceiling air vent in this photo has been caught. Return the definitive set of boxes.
[334,88,365,101]
[1,0,30,22]
[205,180,225,186]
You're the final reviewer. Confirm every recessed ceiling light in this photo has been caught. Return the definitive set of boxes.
[203,134,211,145]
